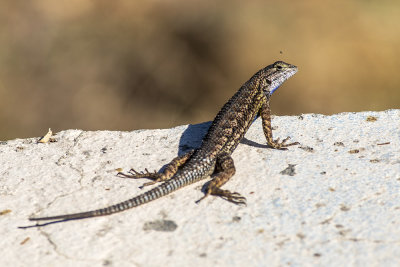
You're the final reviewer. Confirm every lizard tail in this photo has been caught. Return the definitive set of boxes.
[29,178,183,222]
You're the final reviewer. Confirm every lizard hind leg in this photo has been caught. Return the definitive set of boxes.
[196,152,246,205]
[117,150,194,188]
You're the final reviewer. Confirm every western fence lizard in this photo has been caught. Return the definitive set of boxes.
[29,61,298,223]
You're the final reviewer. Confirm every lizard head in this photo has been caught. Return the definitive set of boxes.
[258,61,297,96]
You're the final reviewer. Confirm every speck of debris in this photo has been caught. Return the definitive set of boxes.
[102,260,112,266]
[329,187,335,192]
[335,224,344,228]
[143,219,178,232]
[0,141,7,145]
[298,115,304,120]
[340,205,350,211]
[366,116,378,122]
[320,171,326,175]
[232,216,241,222]
[315,203,326,208]
[370,159,380,163]
[328,127,333,130]
[296,233,305,239]
[299,146,314,152]
[199,253,207,258]
[334,142,345,147]
[349,149,359,154]
[280,164,296,176]
[377,142,390,146]
[276,238,290,247]
[313,253,321,257]
[20,237,30,245]
[338,229,351,236]
[0,209,11,215]
[101,147,107,153]
[353,140,359,143]
[320,218,332,225]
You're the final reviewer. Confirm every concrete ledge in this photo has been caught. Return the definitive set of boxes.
[1,110,399,266]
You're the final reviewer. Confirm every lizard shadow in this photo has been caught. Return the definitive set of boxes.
[177,121,269,155]
[239,137,269,149]
[177,121,211,155]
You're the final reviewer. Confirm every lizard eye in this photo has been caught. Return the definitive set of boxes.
[266,79,272,85]
[276,64,283,70]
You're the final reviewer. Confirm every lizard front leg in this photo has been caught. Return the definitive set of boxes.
[117,150,194,188]
[260,99,299,149]
[196,152,246,205]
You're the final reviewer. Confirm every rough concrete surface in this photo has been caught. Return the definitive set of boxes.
[1,110,399,267]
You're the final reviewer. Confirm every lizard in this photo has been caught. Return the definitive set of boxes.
[28,61,298,223]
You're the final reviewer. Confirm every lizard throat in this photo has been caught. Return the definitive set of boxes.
[270,85,280,95]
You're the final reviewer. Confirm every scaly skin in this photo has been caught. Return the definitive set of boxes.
[29,61,298,223]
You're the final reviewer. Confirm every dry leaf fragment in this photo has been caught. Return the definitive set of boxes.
[38,128,53,143]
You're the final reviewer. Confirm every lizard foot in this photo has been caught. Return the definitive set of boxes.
[117,168,162,188]
[196,189,247,206]
[268,136,299,150]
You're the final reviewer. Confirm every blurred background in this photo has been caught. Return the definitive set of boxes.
[0,0,399,140]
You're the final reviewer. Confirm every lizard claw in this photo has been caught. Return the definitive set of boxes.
[117,168,162,190]
[222,192,247,206]
[117,168,159,178]
[269,136,299,150]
